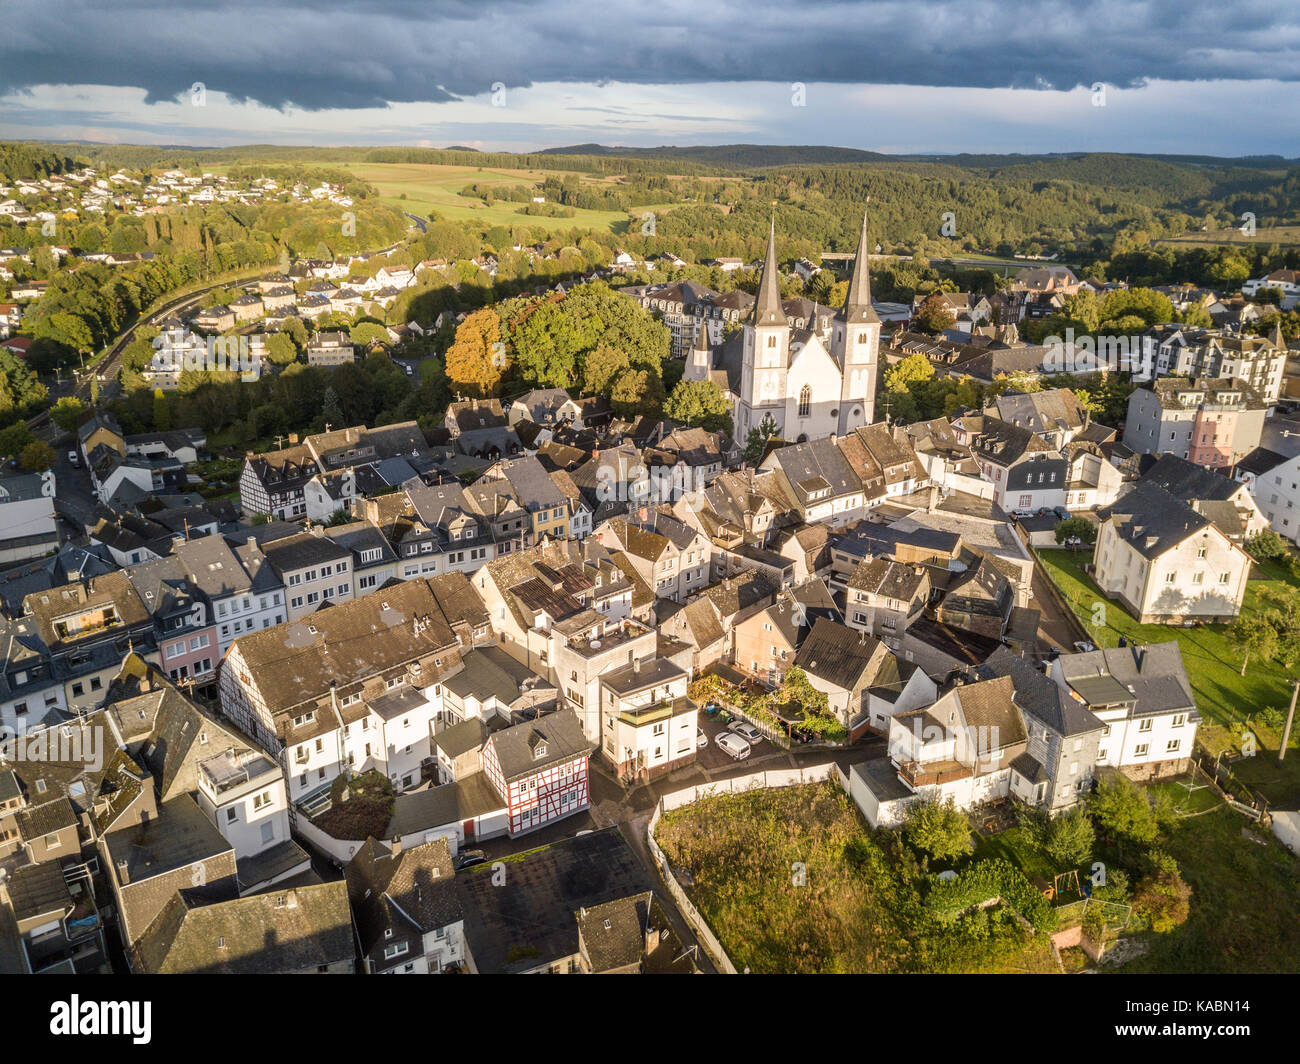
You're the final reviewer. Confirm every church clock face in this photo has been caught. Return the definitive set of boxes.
[761,373,777,400]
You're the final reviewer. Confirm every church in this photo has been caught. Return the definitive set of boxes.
[684,213,880,442]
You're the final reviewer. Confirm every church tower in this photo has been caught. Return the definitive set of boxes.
[738,217,791,440]
[684,312,711,383]
[832,211,881,431]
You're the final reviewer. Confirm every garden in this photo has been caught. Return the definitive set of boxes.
[688,666,849,745]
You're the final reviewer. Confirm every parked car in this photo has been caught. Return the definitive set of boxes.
[1053,506,1071,521]
[715,732,751,760]
[1011,509,1034,519]
[454,849,487,871]
[1073,640,1096,653]
[729,721,763,745]
[696,727,708,748]
[66,450,79,468]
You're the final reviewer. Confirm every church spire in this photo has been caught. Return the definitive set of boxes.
[842,209,880,325]
[751,215,788,327]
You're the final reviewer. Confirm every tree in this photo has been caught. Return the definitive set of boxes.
[444,308,508,398]
[744,412,779,465]
[49,395,88,433]
[321,387,344,430]
[911,292,956,335]
[582,342,631,397]
[663,379,733,435]
[1089,774,1159,854]
[18,440,56,472]
[1227,613,1280,676]
[1054,516,1097,546]
[902,796,973,862]
[0,421,36,460]
[1245,529,1288,562]
[1132,854,1191,933]
[610,367,665,419]
[883,352,935,393]
[264,332,299,366]
[1041,806,1095,867]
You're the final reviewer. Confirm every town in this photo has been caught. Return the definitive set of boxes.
[0,136,1298,981]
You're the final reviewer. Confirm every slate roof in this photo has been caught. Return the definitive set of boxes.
[976,646,1104,737]
[576,892,651,972]
[485,709,593,783]
[346,837,462,955]
[794,616,886,691]
[1056,642,1198,721]
[1139,454,1246,504]
[456,827,654,973]
[1096,483,1213,560]
[132,882,354,974]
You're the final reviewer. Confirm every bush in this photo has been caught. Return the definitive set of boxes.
[926,859,1057,932]
[1132,864,1192,933]
[904,796,975,862]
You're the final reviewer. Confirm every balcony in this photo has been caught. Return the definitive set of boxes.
[616,696,696,728]
[895,757,972,789]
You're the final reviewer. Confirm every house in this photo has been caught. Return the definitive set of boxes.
[1123,377,1267,470]
[1,860,107,973]
[968,417,1067,514]
[100,794,240,948]
[259,530,355,621]
[1137,454,1267,538]
[1092,482,1252,624]
[793,617,915,739]
[219,576,473,804]
[0,472,58,564]
[481,708,593,837]
[595,509,713,603]
[306,331,355,368]
[1135,324,1286,401]
[1051,642,1199,780]
[346,836,465,974]
[853,675,1029,827]
[760,436,867,527]
[597,658,698,783]
[130,882,354,974]
[844,555,931,648]
[975,647,1105,811]
[1237,448,1300,543]
[239,444,317,521]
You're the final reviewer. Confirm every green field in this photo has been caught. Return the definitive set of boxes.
[1156,225,1300,249]
[1037,548,1300,805]
[336,161,632,234]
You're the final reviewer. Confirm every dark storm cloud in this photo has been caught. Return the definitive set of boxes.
[3,0,1299,110]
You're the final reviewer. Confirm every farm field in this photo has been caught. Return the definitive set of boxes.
[335,161,633,233]
[1156,225,1300,248]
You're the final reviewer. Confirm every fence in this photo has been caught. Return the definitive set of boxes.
[646,763,840,973]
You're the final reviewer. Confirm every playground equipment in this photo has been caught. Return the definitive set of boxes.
[1041,868,1082,901]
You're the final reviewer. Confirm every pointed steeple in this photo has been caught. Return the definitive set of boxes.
[693,316,711,359]
[842,210,880,325]
[751,215,788,327]
[1272,317,1285,349]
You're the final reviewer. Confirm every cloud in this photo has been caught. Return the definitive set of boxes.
[2,0,1300,113]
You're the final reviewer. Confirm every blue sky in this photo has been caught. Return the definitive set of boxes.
[2,1,1298,156]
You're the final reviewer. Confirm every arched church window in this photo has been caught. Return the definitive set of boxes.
[798,385,812,418]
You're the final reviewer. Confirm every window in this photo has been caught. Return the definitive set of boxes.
[798,385,811,418]
[1138,718,1152,732]
[1197,547,1207,558]
[1134,743,1149,756]
[1164,573,1175,584]
[226,807,238,823]
[1192,572,1203,585]
[1166,739,1180,753]
[1219,572,1230,584]
[1172,714,1185,728]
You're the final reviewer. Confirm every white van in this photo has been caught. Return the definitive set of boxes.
[715,732,751,760]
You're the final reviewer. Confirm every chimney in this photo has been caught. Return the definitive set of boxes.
[390,835,402,857]
[633,659,641,674]
[247,536,256,550]
[288,433,299,445]
[117,859,130,885]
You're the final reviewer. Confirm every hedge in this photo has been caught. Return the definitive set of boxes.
[926,858,1057,932]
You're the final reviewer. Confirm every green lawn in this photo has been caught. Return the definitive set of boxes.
[1122,805,1300,973]
[970,825,1060,885]
[1037,548,1300,804]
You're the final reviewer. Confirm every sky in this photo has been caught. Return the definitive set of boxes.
[2,0,1299,157]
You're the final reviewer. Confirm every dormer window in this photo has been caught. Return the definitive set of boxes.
[534,742,548,759]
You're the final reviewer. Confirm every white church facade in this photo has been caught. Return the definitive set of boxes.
[685,214,880,443]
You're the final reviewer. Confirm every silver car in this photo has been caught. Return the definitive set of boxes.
[729,721,763,745]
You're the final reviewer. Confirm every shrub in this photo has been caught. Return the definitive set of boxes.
[926,859,1057,932]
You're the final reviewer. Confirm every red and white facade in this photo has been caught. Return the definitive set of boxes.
[481,745,590,838]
